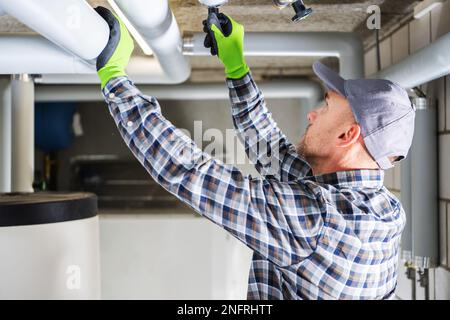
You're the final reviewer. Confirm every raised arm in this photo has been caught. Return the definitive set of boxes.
[103,76,322,268]
[203,14,313,181]
[228,72,313,181]
[95,7,323,268]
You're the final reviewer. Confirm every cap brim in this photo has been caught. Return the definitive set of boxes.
[313,61,346,97]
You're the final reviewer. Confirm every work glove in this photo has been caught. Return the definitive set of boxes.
[95,6,135,89]
[203,13,250,79]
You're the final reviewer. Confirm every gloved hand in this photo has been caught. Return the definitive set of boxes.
[203,13,249,79]
[95,6,135,89]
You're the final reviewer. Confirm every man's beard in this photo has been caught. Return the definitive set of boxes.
[296,125,311,157]
[296,138,307,158]
[296,126,317,166]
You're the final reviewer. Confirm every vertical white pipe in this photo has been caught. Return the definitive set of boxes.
[113,0,191,83]
[0,76,11,193]
[0,0,109,60]
[11,74,34,193]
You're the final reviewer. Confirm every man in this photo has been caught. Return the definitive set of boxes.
[94,7,415,299]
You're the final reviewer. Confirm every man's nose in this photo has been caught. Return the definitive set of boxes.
[307,110,317,123]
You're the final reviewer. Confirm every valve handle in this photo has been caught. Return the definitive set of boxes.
[203,8,233,56]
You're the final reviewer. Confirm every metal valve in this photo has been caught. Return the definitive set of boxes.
[273,0,313,22]
[291,0,313,22]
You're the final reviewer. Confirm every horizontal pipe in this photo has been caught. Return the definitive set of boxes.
[0,31,363,84]
[36,56,185,84]
[35,80,323,105]
[34,30,364,83]
[0,36,95,74]
[185,32,364,79]
[0,37,182,84]
[0,0,189,83]
[371,32,450,88]
[0,0,109,61]
[114,0,191,83]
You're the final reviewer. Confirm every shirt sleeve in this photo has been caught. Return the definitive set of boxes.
[228,72,313,181]
[102,76,323,268]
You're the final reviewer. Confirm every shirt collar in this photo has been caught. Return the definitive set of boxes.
[308,169,385,189]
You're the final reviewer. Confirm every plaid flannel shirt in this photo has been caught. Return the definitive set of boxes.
[103,73,405,300]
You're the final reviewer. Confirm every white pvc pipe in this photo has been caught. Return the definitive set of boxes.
[0,0,109,61]
[185,32,365,79]
[11,74,34,193]
[113,0,191,83]
[0,37,187,84]
[35,80,321,134]
[0,33,363,85]
[37,56,182,84]
[0,36,95,74]
[0,76,11,193]
[371,31,450,88]
[35,80,322,105]
[36,29,365,83]
[0,0,190,83]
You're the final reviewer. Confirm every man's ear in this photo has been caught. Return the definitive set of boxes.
[336,123,361,148]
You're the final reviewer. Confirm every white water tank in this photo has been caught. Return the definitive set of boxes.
[0,193,100,299]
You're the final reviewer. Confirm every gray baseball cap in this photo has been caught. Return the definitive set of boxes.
[312,61,416,170]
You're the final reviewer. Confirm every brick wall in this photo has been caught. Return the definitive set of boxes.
[364,1,450,299]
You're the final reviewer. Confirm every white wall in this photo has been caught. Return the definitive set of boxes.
[99,212,253,300]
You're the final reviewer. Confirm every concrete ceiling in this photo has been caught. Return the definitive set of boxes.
[0,0,419,82]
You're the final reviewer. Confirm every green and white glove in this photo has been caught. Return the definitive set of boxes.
[95,6,134,89]
[203,13,249,79]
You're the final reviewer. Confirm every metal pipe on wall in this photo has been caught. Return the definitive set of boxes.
[401,97,415,299]
[409,97,439,269]
[401,153,413,264]
[0,0,109,61]
[11,75,35,193]
[0,76,11,193]
[400,95,438,301]
[184,32,365,79]
[401,144,415,299]
[371,31,450,88]
[399,96,438,299]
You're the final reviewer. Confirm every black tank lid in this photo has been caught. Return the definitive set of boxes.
[0,192,98,227]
